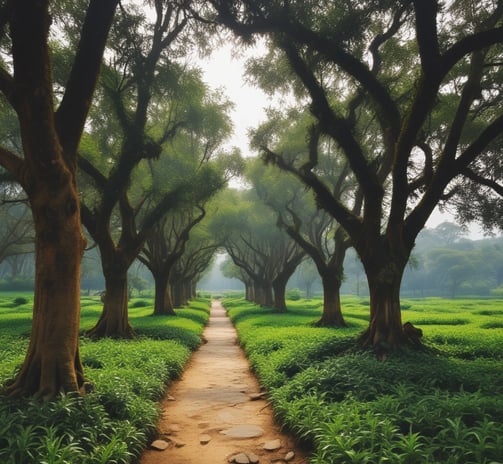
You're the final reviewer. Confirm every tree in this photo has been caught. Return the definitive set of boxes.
[247,110,357,326]
[0,0,119,397]
[79,2,228,338]
[139,206,206,315]
[210,189,304,310]
[210,0,503,352]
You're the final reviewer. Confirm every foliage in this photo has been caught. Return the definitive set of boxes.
[0,295,210,464]
[225,296,503,463]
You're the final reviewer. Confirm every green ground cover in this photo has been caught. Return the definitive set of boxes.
[0,294,210,464]
[224,296,503,464]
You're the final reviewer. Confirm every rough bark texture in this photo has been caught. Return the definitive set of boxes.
[317,273,346,327]
[86,272,135,338]
[1,0,118,398]
[153,274,176,316]
[4,182,86,398]
[357,260,423,356]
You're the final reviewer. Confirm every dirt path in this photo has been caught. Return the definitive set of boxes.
[139,300,309,464]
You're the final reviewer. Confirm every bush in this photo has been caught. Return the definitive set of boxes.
[0,295,211,464]
[225,296,503,463]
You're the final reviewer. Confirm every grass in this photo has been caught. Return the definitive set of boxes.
[0,293,210,464]
[224,296,503,464]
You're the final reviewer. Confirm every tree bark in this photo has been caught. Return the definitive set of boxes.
[153,273,176,316]
[1,0,118,398]
[4,184,86,398]
[272,277,288,312]
[87,272,134,338]
[357,258,423,355]
[317,272,346,327]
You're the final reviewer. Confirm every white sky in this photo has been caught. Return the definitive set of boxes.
[198,42,272,157]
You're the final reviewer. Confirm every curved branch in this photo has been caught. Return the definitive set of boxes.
[462,167,503,196]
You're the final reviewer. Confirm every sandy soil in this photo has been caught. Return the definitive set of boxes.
[138,300,309,464]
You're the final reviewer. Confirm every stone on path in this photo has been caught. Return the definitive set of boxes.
[263,438,282,451]
[150,440,169,451]
[284,450,295,461]
[220,424,265,438]
[199,434,212,444]
[228,451,260,464]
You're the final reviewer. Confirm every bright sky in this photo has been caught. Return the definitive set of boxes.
[198,42,272,157]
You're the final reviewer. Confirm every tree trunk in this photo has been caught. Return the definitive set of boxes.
[245,282,254,301]
[357,261,423,355]
[153,273,176,316]
[87,272,134,338]
[172,280,183,308]
[4,186,86,398]
[317,273,346,327]
[272,277,288,312]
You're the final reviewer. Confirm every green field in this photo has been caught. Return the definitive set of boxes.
[224,296,503,464]
[1,294,502,463]
[0,294,210,464]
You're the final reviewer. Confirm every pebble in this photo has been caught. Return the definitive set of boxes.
[199,434,211,444]
[150,439,169,451]
[228,451,261,464]
[263,438,282,451]
[285,450,295,461]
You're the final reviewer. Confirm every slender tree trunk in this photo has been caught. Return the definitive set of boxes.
[153,273,176,316]
[317,272,346,327]
[87,271,134,338]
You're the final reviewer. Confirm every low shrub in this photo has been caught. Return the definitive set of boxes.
[225,296,503,463]
[0,295,211,464]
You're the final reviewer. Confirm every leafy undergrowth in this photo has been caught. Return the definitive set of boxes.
[0,294,210,464]
[224,296,503,464]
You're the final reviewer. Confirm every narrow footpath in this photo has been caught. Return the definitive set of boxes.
[139,300,309,464]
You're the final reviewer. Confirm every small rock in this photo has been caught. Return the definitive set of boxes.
[247,452,260,463]
[150,439,169,451]
[221,424,265,438]
[263,438,282,451]
[285,451,295,461]
[249,392,267,401]
[174,440,186,448]
[199,434,211,444]
[166,395,176,401]
[233,452,250,464]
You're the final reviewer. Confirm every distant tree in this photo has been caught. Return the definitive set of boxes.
[139,207,206,315]
[428,249,476,298]
[0,203,34,268]
[246,151,350,326]
[210,0,503,352]
[210,189,304,310]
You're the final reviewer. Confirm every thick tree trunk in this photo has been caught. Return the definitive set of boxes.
[245,282,254,301]
[317,273,346,327]
[172,281,184,308]
[358,261,423,355]
[255,281,273,306]
[4,184,86,398]
[153,274,176,316]
[272,277,288,312]
[87,272,134,338]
